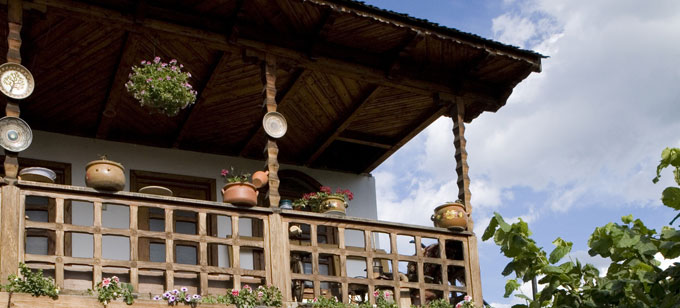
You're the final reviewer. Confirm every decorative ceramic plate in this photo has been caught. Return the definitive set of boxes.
[139,185,173,196]
[0,63,35,99]
[0,116,32,152]
[19,167,56,183]
[262,111,287,139]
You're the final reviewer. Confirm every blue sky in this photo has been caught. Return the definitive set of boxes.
[365,0,680,306]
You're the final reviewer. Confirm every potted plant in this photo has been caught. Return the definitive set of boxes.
[431,200,469,231]
[294,186,353,215]
[85,155,126,191]
[125,57,197,116]
[202,285,282,308]
[221,167,257,206]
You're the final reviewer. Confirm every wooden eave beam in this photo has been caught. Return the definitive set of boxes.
[95,32,138,139]
[306,86,383,165]
[238,69,310,156]
[33,0,516,109]
[364,105,447,173]
[173,51,232,148]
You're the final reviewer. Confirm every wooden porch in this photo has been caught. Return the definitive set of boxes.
[2,180,478,306]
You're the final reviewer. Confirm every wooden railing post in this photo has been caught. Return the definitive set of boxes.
[262,54,281,208]
[267,212,291,301]
[0,185,22,281]
[450,100,483,304]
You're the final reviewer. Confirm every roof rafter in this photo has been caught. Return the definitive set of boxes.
[386,30,425,79]
[307,8,339,59]
[305,86,383,165]
[364,104,448,172]
[172,51,233,148]
[95,31,138,139]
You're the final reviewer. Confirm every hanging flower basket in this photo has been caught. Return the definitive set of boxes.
[125,57,197,116]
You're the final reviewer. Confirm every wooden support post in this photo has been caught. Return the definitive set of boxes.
[261,54,280,207]
[3,0,23,179]
[0,185,21,281]
[450,100,483,304]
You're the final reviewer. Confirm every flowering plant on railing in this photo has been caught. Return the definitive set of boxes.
[2,263,59,299]
[293,186,354,212]
[224,285,283,307]
[89,276,134,306]
[154,287,201,306]
[221,167,252,184]
[126,57,197,116]
[311,296,346,308]
[357,290,397,308]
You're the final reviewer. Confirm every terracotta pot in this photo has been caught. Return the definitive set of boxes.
[222,182,258,206]
[431,202,468,230]
[85,159,125,191]
[251,170,269,189]
[320,196,348,215]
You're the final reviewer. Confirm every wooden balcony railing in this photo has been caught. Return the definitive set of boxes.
[0,181,479,307]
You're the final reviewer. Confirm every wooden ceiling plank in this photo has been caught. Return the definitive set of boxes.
[95,31,138,139]
[364,104,447,173]
[238,69,309,156]
[305,86,383,165]
[172,50,233,148]
[225,0,245,41]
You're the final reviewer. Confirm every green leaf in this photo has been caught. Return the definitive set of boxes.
[505,279,521,297]
[496,212,512,232]
[621,214,633,224]
[483,214,500,241]
[661,187,680,210]
[549,238,572,264]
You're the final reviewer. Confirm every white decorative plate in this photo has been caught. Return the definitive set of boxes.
[262,111,287,139]
[139,185,174,196]
[19,167,56,183]
[0,116,32,152]
[0,63,35,99]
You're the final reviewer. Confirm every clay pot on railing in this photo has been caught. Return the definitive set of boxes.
[251,170,269,188]
[431,201,469,231]
[320,196,348,215]
[85,156,125,191]
[222,182,258,206]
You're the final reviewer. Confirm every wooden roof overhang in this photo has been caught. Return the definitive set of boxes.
[0,0,543,173]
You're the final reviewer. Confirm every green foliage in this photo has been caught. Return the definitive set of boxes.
[3,263,59,299]
[483,147,680,308]
[312,296,347,308]
[125,57,197,116]
[89,276,134,306]
[205,285,282,307]
[221,167,252,184]
[357,290,397,308]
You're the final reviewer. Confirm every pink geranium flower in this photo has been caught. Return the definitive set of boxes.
[102,278,111,288]
[231,289,239,296]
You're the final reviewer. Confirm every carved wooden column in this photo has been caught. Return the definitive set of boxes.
[450,100,483,305]
[0,0,24,283]
[261,54,280,207]
[3,0,23,179]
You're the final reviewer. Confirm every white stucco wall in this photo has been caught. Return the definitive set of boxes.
[22,130,378,267]
[23,130,377,219]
